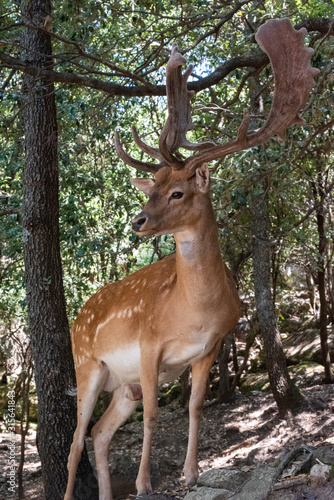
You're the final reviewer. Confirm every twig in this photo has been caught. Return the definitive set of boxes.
[0,68,16,90]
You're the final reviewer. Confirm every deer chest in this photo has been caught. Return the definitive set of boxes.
[161,326,218,368]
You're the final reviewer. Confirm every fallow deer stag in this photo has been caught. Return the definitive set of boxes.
[65,18,319,500]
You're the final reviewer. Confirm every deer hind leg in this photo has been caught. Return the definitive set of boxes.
[91,385,140,500]
[184,342,221,486]
[64,361,108,500]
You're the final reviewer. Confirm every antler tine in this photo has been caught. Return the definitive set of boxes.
[114,131,164,174]
[185,18,320,172]
[131,126,165,163]
[158,45,216,168]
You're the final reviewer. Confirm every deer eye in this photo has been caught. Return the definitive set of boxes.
[170,191,184,200]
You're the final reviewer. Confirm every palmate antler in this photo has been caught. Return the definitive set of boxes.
[114,45,215,172]
[114,18,319,174]
[158,45,215,167]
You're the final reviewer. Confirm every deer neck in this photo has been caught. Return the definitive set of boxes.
[173,198,226,306]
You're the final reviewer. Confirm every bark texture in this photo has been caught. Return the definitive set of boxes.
[252,183,303,417]
[312,175,333,383]
[21,1,98,498]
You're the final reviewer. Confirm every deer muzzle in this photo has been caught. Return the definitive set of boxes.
[132,213,149,233]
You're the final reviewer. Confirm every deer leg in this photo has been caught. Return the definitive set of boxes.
[183,343,221,486]
[91,385,139,500]
[135,352,159,495]
[65,361,108,500]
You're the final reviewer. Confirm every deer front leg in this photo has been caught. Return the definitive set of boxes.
[184,342,221,486]
[135,349,160,495]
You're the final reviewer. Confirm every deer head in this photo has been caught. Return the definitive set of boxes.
[130,163,210,236]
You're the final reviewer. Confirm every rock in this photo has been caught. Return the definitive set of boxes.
[232,464,277,500]
[282,327,334,365]
[312,446,334,466]
[310,463,331,480]
[239,373,270,394]
[185,465,277,500]
[198,468,249,491]
[269,489,302,500]
[240,361,325,392]
[184,486,234,500]
[136,495,177,500]
[288,362,324,387]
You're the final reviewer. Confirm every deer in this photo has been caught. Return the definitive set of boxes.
[65,18,319,500]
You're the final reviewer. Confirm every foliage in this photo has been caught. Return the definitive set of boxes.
[0,0,333,392]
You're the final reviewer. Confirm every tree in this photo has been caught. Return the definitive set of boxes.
[252,180,303,417]
[20,1,98,497]
[0,1,333,495]
[311,165,334,383]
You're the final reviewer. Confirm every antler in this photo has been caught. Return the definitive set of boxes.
[115,18,319,174]
[114,130,165,173]
[114,44,214,173]
[158,45,215,167]
[185,18,320,172]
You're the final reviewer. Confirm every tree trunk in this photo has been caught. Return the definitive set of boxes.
[327,206,334,324]
[313,176,333,383]
[218,335,233,403]
[252,182,303,418]
[232,328,256,391]
[305,267,317,314]
[21,1,98,498]
[328,263,334,324]
[180,367,191,408]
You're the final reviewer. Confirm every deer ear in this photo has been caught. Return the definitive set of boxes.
[195,164,210,193]
[130,178,155,196]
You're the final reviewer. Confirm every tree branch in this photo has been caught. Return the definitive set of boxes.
[297,119,334,157]
[1,68,16,90]
[0,18,332,98]
[294,178,334,227]
[0,208,21,217]
[0,50,269,96]
[295,17,334,35]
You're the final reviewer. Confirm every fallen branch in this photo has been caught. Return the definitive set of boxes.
[274,475,308,490]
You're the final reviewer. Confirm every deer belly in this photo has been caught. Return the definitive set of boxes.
[100,336,213,388]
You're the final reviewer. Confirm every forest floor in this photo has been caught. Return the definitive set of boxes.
[1,381,334,500]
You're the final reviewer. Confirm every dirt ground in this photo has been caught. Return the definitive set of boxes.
[1,382,334,500]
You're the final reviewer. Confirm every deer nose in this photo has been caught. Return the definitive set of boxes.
[132,214,147,232]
